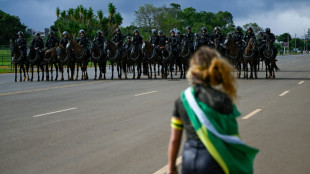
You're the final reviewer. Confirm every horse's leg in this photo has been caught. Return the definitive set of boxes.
[85,62,88,80]
[31,65,34,81]
[132,62,136,79]
[103,61,106,80]
[111,62,114,80]
[45,63,49,81]
[75,63,79,80]
[55,63,58,80]
[50,63,54,81]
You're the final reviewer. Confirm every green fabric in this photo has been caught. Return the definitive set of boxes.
[180,87,259,174]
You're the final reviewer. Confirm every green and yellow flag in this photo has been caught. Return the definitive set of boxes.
[181,87,259,174]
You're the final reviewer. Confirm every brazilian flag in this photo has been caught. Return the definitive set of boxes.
[181,87,259,174]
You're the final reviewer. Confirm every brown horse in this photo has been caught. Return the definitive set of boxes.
[224,34,242,78]
[56,45,75,80]
[66,40,89,80]
[142,41,160,79]
[10,40,28,82]
[104,41,127,80]
[243,38,257,79]
[44,48,59,81]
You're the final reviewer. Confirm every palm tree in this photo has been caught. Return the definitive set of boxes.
[68,8,74,20]
[87,7,94,25]
[97,10,103,24]
[108,3,116,21]
[61,10,66,21]
[56,7,60,20]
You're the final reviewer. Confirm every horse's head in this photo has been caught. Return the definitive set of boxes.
[66,39,72,50]
[224,34,233,48]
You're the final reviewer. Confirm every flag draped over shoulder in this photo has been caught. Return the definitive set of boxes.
[180,87,259,174]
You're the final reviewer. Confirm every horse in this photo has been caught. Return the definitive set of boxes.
[56,45,75,80]
[66,40,89,80]
[224,33,243,78]
[10,40,28,82]
[142,41,160,79]
[44,47,59,81]
[213,38,226,57]
[90,41,107,80]
[179,40,192,79]
[262,35,276,78]
[104,41,127,80]
[129,44,143,79]
[243,38,257,79]
[27,46,45,81]
[162,44,175,79]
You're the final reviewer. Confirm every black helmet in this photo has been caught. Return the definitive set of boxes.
[35,32,40,37]
[134,29,139,34]
[126,36,131,40]
[62,31,69,35]
[116,28,121,32]
[202,27,207,32]
[17,31,23,36]
[151,29,157,34]
[247,27,253,31]
[186,26,191,30]
[158,30,163,34]
[236,26,242,30]
[214,27,220,31]
[97,30,102,35]
[265,28,271,32]
[176,30,181,34]
[79,29,85,34]
[170,30,175,34]
[49,31,54,35]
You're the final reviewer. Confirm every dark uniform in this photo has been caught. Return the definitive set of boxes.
[14,36,27,58]
[45,35,59,49]
[261,28,279,70]
[168,34,179,53]
[158,35,168,47]
[232,26,244,55]
[150,34,160,46]
[93,35,105,49]
[31,36,44,58]
[76,35,90,57]
[123,36,132,54]
[184,31,194,50]
[243,32,256,46]
[60,37,69,47]
[113,33,124,49]
[198,33,211,47]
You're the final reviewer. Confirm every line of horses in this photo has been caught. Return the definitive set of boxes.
[10,34,277,82]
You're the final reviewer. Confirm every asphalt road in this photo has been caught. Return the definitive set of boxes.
[0,54,309,174]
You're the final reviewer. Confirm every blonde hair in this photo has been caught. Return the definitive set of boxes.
[187,46,237,101]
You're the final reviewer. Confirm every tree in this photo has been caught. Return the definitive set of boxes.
[56,7,60,20]
[243,23,263,35]
[277,33,292,42]
[0,10,28,45]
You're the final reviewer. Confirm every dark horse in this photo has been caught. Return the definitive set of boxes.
[10,40,27,82]
[243,38,257,79]
[104,41,127,80]
[142,41,160,79]
[262,35,276,79]
[27,46,45,81]
[162,43,175,79]
[179,40,192,79]
[90,41,107,80]
[56,45,75,81]
[44,48,59,81]
[66,40,89,80]
[224,34,243,78]
[129,44,143,79]
[213,37,226,57]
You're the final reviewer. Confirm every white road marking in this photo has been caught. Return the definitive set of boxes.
[33,107,78,118]
[134,91,157,96]
[153,156,182,174]
[298,81,304,85]
[279,90,290,96]
[242,109,262,120]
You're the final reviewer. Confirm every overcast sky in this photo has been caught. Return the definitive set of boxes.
[1,0,309,38]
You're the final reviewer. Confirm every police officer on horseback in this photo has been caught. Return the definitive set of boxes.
[243,27,256,47]
[261,28,279,70]
[123,36,132,56]
[76,29,91,58]
[168,30,180,55]
[183,26,194,52]
[60,31,69,47]
[198,27,211,48]
[233,26,244,54]
[113,28,125,50]
[45,31,59,49]
[12,31,27,58]
[31,32,45,58]
[132,29,143,52]
[210,27,224,48]
[93,30,105,49]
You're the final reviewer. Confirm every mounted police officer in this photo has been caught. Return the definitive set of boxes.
[198,27,211,48]
[168,30,180,55]
[176,30,183,45]
[12,31,27,58]
[132,29,143,52]
[93,30,105,49]
[243,27,256,47]
[233,26,244,53]
[113,28,124,50]
[60,31,69,47]
[45,31,59,49]
[210,27,224,48]
[262,28,279,70]
[76,29,90,58]
[31,32,44,58]
[183,26,194,52]
[123,36,132,56]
